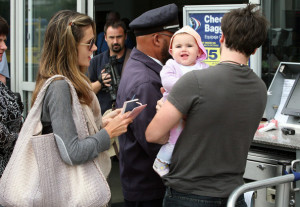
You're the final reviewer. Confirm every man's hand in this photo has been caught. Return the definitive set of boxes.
[98,69,111,87]
[91,69,112,94]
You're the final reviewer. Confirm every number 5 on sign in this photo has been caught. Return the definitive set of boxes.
[203,47,221,66]
[207,48,220,60]
[208,49,218,60]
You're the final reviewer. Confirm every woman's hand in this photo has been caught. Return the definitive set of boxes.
[102,108,121,127]
[104,111,133,138]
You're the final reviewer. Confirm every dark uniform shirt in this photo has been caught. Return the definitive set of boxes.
[116,48,165,201]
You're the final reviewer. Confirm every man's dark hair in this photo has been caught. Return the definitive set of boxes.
[221,4,269,57]
[0,16,9,36]
[106,11,120,22]
[104,20,127,35]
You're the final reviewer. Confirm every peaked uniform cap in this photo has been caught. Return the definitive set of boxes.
[129,3,180,36]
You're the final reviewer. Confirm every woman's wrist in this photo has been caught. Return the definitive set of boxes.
[103,126,113,139]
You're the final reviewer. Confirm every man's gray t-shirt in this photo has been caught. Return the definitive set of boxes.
[163,63,267,197]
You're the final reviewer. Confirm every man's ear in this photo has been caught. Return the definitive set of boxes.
[252,48,258,55]
[219,33,224,44]
[104,34,107,42]
[152,34,161,47]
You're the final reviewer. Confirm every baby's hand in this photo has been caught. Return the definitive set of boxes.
[156,98,164,112]
[160,87,166,95]
[156,87,166,112]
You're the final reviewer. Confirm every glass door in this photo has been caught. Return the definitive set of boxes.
[12,0,93,115]
[261,0,300,87]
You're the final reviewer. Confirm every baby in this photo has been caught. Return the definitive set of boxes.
[153,25,209,176]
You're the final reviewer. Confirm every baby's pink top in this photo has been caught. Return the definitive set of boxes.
[160,59,209,100]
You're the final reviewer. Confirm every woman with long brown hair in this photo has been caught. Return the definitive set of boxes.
[31,10,132,173]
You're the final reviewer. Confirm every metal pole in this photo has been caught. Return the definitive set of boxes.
[275,162,291,207]
[227,174,295,207]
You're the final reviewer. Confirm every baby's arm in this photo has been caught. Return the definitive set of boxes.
[160,60,180,92]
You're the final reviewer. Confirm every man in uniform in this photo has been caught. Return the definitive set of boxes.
[116,4,180,207]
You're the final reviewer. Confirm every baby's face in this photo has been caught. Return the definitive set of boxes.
[170,33,201,66]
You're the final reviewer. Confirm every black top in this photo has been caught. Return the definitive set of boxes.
[0,82,23,177]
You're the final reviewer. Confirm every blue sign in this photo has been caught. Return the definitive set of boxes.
[189,13,225,66]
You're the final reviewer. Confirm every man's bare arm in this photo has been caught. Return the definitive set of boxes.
[146,100,183,144]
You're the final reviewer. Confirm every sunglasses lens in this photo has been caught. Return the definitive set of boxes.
[89,39,95,51]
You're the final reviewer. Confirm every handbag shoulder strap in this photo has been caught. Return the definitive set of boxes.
[29,75,89,138]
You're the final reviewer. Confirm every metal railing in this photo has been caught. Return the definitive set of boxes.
[227,160,300,207]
